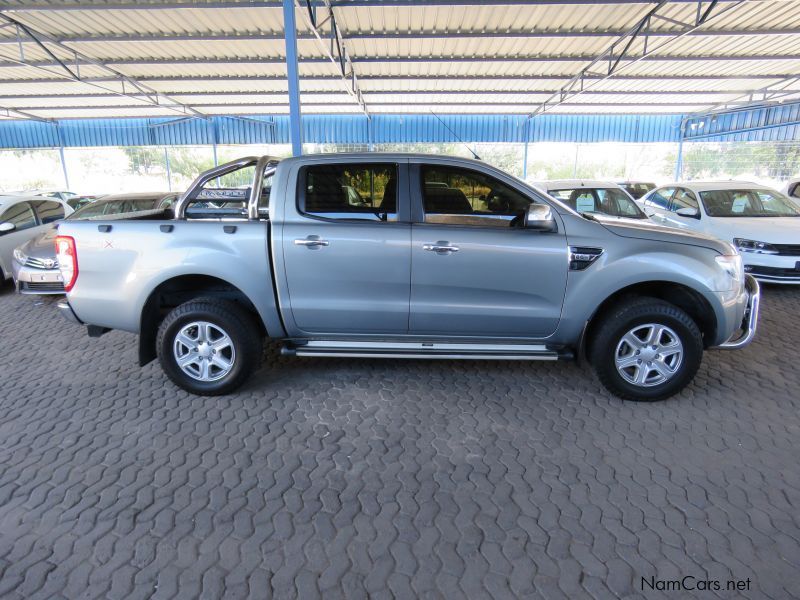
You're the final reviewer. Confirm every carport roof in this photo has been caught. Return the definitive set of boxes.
[0,0,799,121]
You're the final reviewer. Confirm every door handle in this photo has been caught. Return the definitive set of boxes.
[294,238,329,247]
[423,243,459,253]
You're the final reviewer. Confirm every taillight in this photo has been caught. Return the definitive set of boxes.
[55,235,78,292]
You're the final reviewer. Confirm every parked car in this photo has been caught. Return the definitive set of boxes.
[56,154,758,402]
[11,192,177,295]
[0,195,73,284]
[641,181,800,284]
[617,181,657,200]
[530,180,649,220]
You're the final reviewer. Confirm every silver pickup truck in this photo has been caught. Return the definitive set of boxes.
[56,153,759,401]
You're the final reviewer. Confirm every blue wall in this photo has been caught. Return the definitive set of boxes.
[683,102,800,142]
[0,107,797,150]
[0,114,683,149]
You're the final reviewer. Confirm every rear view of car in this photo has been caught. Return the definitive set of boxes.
[11,192,177,295]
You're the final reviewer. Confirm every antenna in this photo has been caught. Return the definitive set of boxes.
[430,111,481,160]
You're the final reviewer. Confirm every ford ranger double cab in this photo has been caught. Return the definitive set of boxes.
[55,154,759,401]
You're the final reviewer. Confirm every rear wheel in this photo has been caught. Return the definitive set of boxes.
[156,297,262,395]
[590,297,703,401]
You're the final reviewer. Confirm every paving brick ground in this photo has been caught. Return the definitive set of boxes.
[0,281,798,599]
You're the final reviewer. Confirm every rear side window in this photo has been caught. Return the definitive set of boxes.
[300,163,398,222]
[32,200,65,224]
[1,201,37,231]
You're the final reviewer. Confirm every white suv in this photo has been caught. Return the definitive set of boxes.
[641,181,800,284]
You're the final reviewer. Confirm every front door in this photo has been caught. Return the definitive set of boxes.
[281,160,412,335]
[409,163,568,338]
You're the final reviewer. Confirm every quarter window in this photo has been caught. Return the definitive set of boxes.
[420,165,533,227]
[1,201,36,231]
[32,200,66,224]
[301,163,398,222]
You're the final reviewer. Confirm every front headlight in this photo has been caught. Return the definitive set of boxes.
[12,247,27,265]
[733,238,778,255]
[715,254,744,283]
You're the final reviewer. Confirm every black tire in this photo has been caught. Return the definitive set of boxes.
[589,297,703,402]
[156,297,262,396]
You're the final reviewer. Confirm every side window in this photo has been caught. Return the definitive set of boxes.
[789,183,800,199]
[1,202,37,231]
[420,165,533,227]
[670,189,699,212]
[646,187,674,209]
[32,200,66,224]
[300,163,398,222]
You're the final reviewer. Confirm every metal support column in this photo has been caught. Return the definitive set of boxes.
[283,0,303,156]
[164,147,172,191]
[210,120,219,166]
[58,146,70,189]
[522,119,530,180]
[674,118,686,180]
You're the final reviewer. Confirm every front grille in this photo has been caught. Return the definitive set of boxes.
[24,256,59,269]
[20,281,65,293]
[745,265,800,279]
[772,244,800,256]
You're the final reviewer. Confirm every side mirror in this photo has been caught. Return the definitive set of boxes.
[525,204,556,231]
[675,207,700,219]
[0,222,15,234]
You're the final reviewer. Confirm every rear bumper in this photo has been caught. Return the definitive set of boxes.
[714,274,760,350]
[57,300,83,325]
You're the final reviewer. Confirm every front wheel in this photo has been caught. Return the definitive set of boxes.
[156,297,262,395]
[589,297,703,402]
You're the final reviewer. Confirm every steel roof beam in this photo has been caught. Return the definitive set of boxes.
[527,0,754,119]
[0,103,48,121]
[0,0,745,10]
[13,101,722,110]
[0,74,792,86]
[695,73,800,113]
[0,12,206,119]
[0,89,781,101]
[1,53,797,68]
[1,27,796,45]
[296,0,367,115]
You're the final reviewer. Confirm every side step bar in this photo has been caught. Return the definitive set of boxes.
[281,340,571,361]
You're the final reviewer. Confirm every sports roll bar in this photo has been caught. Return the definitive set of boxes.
[173,155,279,220]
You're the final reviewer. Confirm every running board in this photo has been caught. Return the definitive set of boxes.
[281,340,570,361]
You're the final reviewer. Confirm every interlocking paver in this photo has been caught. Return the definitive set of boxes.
[0,282,799,598]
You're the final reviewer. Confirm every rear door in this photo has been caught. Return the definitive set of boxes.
[408,162,568,338]
[280,160,412,335]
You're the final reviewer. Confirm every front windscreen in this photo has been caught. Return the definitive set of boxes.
[548,187,647,219]
[699,189,800,217]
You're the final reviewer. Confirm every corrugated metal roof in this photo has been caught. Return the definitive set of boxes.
[0,0,799,120]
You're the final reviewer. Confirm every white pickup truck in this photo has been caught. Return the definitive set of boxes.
[56,153,758,401]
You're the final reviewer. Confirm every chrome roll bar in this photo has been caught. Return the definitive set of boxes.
[173,155,278,220]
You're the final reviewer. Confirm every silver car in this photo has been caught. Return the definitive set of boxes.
[0,195,73,286]
[11,192,177,295]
